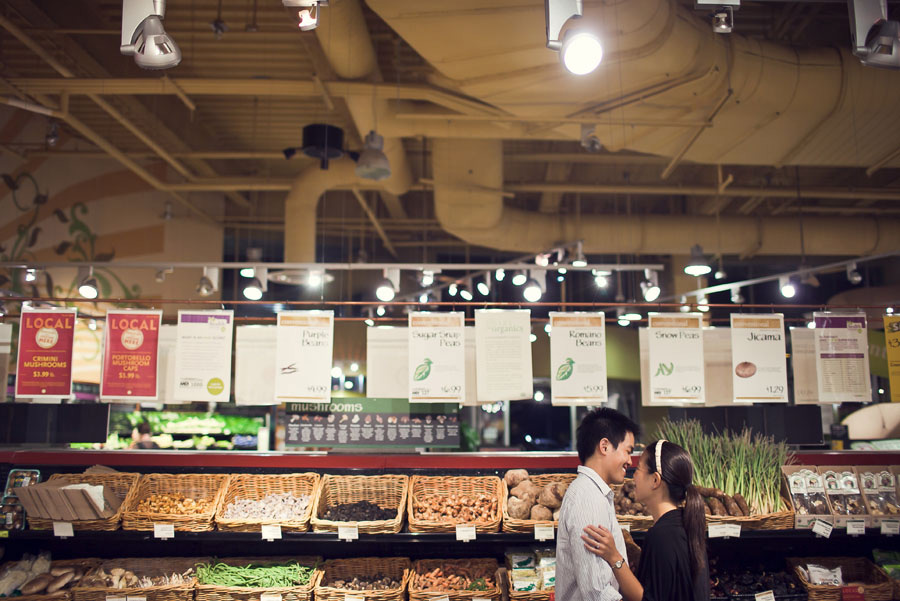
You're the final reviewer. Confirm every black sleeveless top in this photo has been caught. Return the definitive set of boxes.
[636,508,710,601]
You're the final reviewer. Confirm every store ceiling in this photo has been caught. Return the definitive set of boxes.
[1,0,899,270]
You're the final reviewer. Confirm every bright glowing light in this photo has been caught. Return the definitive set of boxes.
[523,280,542,302]
[376,306,386,317]
[529,333,537,342]
[344,380,354,390]
[534,390,545,402]
[350,362,359,373]
[331,366,343,379]
[544,323,552,333]
[495,268,506,282]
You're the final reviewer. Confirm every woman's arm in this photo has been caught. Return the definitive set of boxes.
[581,525,644,601]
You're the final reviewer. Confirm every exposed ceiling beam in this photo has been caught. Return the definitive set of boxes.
[378,192,408,220]
[351,187,399,259]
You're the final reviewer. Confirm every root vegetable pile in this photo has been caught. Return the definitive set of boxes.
[223,493,311,521]
[323,500,394,522]
[614,480,647,516]
[413,492,498,523]
[136,493,213,515]
[325,574,400,591]
[503,470,568,521]
[414,562,496,591]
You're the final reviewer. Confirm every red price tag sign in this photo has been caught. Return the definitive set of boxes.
[15,308,76,398]
[100,310,162,400]
[841,586,865,601]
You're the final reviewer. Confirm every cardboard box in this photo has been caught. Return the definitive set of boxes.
[13,480,120,522]
[818,466,871,528]
[782,465,834,529]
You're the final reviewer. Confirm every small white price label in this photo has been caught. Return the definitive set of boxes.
[153,523,175,539]
[473,598,491,601]
[812,519,833,538]
[127,596,147,601]
[261,593,283,601]
[106,596,126,601]
[433,596,450,601]
[344,595,364,601]
[621,523,631,533]
[338,525,359,541]
[53,521,74,538]
[261,525,282,541]
[755,591,776,601]
[708,524,741,539]
[534,525,555,541]
[882,520,900,536]
[846,520,866,536]
[455,524,477,542]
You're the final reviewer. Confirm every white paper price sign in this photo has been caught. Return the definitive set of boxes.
[812,519,833,538]
[846,520,866,536]
[261,593,283,601]
[338,525,359,541]
[262,525,282,541]
[408,312,465,404]
[344,596,364,601]
[154,523,175,539]
[106,596,126,601]
[456,524,477,542]
[127,596,147,601]
[534,525,555,541]
[53,521,74,538]
[708,524,741,539]
[472,598,491,601]
[755,591,776,601]
[648,314,705,404]
[275,311,334,404]
[549,312,608,406]
[433,596,450,601]
[730,314,788,403]
[882,520,900,536]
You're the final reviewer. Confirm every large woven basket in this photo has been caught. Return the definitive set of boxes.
[28,473,140,532]
[73,557,208,601]
[409,558,502,601]
[502,473,576,533]
[121,473,229,532]
[315,557,411,601]
[788,557,893,601]
[195,556,322,601]
[310,474,408,534]
[5,558,101,601]
[408,476,502,533]
[215,473,320,533]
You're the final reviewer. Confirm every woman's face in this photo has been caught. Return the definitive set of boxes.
[632,451,657,503]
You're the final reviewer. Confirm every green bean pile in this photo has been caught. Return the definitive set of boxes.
[196,561,316,588]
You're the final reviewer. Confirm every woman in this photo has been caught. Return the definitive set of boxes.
[581,440,709,601]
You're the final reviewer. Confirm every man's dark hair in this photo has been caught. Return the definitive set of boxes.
[137,421,152,436]
[575,407,641,463]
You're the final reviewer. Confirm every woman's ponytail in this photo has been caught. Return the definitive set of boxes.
[684,483,708,582]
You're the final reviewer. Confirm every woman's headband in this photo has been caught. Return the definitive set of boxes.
[656,439,667,478]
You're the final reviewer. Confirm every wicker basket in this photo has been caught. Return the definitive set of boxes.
[706,495,795,531]
[216,473,320,533]
[310,474,408,534]
[502,473,576,533]
[28,473,140,532]
[788,557,893,601]
[315,557,411,601]
[409,559,502,601]
[121,473,229,532]
[73,557,208,601]
[408,476,502,533]
[195,556,322,601]
[5,558,101,601]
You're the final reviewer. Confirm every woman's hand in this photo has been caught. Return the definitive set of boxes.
[581,524,623,565]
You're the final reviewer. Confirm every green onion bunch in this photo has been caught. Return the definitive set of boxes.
[653,419,793,514]
[196,561,316,588]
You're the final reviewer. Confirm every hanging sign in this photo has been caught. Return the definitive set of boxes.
[730,314,788,403]
[100,310,162,401]
[814,312,870,404]
[885,315,900,403]
[790,328,820,404]
[173,310,234,402]
[474,309,533,402]
[408,312,465,403]
[549,312,608,406]
[15,307,77,399]
[648,313,705,404]
[274,311,333,404]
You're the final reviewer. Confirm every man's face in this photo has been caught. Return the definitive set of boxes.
[601,431,635,485]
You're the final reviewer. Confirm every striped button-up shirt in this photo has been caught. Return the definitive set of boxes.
[556,466,627,601]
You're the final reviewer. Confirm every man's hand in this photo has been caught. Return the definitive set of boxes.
[581,524,623,566]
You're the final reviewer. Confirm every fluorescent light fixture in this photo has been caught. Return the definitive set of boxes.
[355,130,391,180]
[571,241,588,267]
[684,244,711,276]
[640,269,661,302]
[477,276,491,296]
[196,266,218,297]
[77,267,99,299]
[779,276,796,298]
[511,270,528,286]
[375,268,399,302]
[846,262,863,285]
[495,268,506,282]
[120,0,181,70]
[243,267,267,300]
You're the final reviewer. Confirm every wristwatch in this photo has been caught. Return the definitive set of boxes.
[612,558,625,570]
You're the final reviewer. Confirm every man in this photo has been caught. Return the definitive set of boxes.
[130,421,160,449]
[556,407,640,601]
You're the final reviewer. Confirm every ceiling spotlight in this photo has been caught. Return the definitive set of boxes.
[459,282,474,301]
[307,269,324,287]
[679,295,691,313]
[376,305,386,317]
[544,323,552,334]
[154,267,173,283]
[530,333,538,343]
[639,269,661,302]
[511,270,528,286]
[196,267,218,297]
[120,0,181,70]
[623,312,642,322]
[684,244,712,277]
[534,390,545,402]
[730,287,745,304]
[283,0,327,31]
[241,248,263,278]
[617,317,630,327]
[846,262,863,285]
[209,0,228,39]
[477,276,491,296]
[355,130,392,180]
[78,267,99,300]
[448,282,458,297]
[535,253,550,267]
[594,272,609,288]
[420,270,435,287]
[331,365,343,379]
[801,270,820,287]
[571,241,588,267]
[375,268,399,302]
[712,6,733,34]
[523,271,545,303]
[365,317,375,326]
[807,320,816,329]
[887,307,894,314]
[697,296,710,312]
[715,259,727,280]
[560,30,603,74]
[45,122,60,148]
[495,268,506,282]
[849,0,900,69]
[24,268,38,283]
[779,276,796,299]
[419,292,429,303]
[243,267,267,301]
